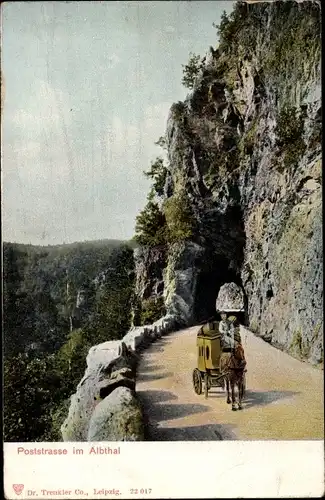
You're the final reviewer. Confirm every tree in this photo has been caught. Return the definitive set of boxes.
[3,241,137,442]
[181,53,202,89]
[134,200,167,247]
[56,328,89,389]
[83,246,135,345]
[3,244,35,356]
[164,191,195,243]
[3,353,61,441]
[143,157,168,197]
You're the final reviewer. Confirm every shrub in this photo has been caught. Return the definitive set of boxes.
[164,191,195,243]
[170,101,186,121]
[83,246,135,344]
[214,4,263,56]
[154,135,167,151]
[274,105,306,171]
[45,398,71,441]
[140,297,166,325]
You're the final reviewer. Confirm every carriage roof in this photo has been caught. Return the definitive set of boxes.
[197,321,221,340]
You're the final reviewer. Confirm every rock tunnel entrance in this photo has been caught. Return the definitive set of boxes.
[191,200,248,327]
[193,256,248,326]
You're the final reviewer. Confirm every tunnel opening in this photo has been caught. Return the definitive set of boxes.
[192,199,248,327]
[193,255,248,326]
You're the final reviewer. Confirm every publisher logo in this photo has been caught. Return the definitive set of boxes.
[13,484,24,495]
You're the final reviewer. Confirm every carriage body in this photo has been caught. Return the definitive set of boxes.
[193,321,225,397]
[197,322,221,371]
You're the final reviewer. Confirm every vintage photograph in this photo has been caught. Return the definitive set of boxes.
[2,0,323,450]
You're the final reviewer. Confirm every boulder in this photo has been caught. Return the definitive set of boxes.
[87,386,144,441]
[61,341,138,441]
[216,282,245,312]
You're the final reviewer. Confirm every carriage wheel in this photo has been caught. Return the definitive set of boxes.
[193,369,202,395]
[204,373,209,399]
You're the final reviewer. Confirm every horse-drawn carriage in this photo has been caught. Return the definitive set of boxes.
[192,320,246,404]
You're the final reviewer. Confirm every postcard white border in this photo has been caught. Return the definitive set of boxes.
[3,441,324,499]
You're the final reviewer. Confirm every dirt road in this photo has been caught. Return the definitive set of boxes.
[137,326,324,440]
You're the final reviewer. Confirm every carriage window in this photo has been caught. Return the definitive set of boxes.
[206,346,210,359]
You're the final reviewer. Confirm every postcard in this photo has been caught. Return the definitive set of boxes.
[2,1,323,498]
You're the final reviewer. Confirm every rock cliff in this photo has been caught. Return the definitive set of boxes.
[136,0,322,365]
[61,0,322,443]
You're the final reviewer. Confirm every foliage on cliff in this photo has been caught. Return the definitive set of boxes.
[134,140,195,247]
[140,296,166,325]
[181,52,202,89]
[164,191,195,243]
[213,1,320,100]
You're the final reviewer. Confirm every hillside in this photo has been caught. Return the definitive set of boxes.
[3,239,135,441]
[2,239,135,356]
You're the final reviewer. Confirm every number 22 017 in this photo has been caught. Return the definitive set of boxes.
[130,489,152,494]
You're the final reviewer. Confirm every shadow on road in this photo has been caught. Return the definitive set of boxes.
[137,389,178,404]
[143,338,173,354]
[137,371,174,382]
[139,363,164,372]
[243,390,299,408]
[204,391,227,399]
[138,389,210,423]
[138,389,239,441]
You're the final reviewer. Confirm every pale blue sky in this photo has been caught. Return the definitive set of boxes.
[2,1,235,245]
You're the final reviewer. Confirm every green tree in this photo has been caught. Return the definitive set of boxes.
[144,157,168,197]
[55,328,89,390]
[3,353,61,441]
[3,245,35,356]
[83,245,135,345]
[181,52,202,89]
[134,200,167,247]
[164,191,195,243]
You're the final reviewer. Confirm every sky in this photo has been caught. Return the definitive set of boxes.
[2,1,235,245]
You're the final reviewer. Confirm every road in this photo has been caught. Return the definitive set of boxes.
[137,325,324,440]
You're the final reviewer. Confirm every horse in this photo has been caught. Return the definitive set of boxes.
[220,343,246,411]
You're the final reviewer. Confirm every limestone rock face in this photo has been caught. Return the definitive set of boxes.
[87,386,144,441]
[132,246,167,326]
[61,342,139,441]
[134,246,167,302]
[133,1,322,365]
[216,283,245,312]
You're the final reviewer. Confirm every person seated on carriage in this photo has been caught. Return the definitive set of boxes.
[219,311,235,352]
[219,311,247,372]
[228,315,242,344]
